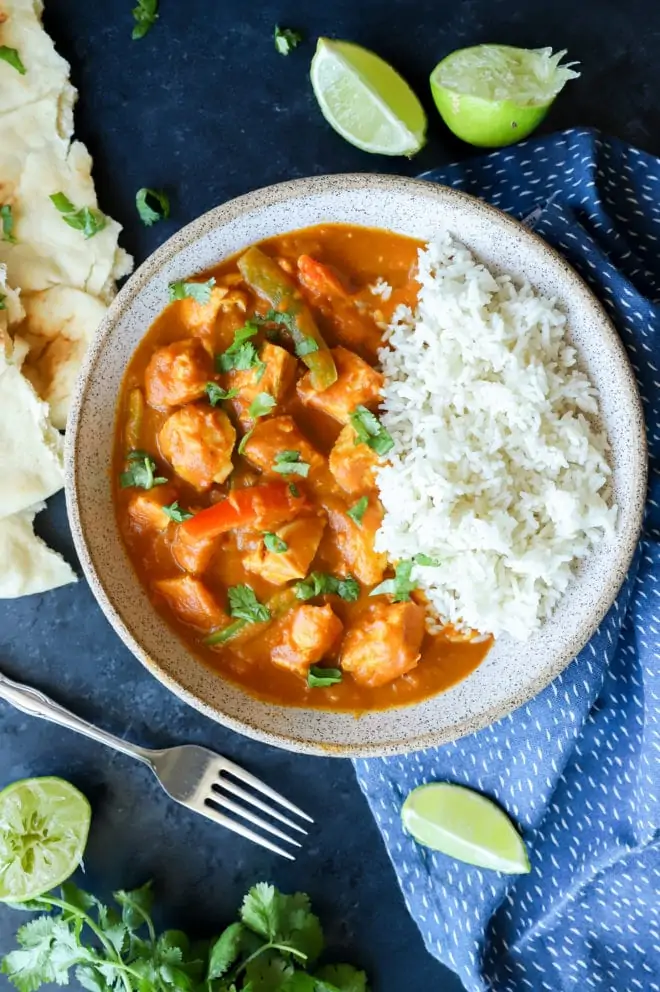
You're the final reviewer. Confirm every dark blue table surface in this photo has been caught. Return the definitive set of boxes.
[2,1,660,989]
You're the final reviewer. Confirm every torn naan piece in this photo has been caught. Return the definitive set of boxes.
[0,0,70,116]
[0,502,76,597]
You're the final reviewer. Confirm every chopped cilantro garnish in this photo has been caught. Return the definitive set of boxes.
[272,450,310,477]
[307,665,343,688]
[1,205,17,244]
[347,495,369,527]
[289,482,300,498]
[227,584,271,624]
[162,501,194,523]
[350,405,394,457]
[168,277,215,304]
[295,572,360,602]
[216,321,265,373]
[248,392,276,419]
[50,193,106,239]
[263,532,288,554]
[120,450,167,490]
[370,554,440,601]
[0,47,26,75]
[0,294,6,311]
[274,25,303,55]
[135,187,170,226]
[132,0,159,39]
[206,382,238,406]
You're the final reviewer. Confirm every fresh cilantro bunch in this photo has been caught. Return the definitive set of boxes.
[1,880,368,992]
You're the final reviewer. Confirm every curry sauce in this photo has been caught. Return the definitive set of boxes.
[114,224,491,712]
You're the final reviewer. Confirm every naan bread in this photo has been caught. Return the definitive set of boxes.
[0,0,69,116]
[0,503,76,597]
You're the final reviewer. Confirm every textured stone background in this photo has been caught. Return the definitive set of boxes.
[2,1,659,988]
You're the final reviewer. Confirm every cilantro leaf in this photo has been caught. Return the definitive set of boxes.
[241,883,280,942]
[50,193,106,239]
[307,666,342,688]
[370,554,440,601]
[295,572,360,603]
[249,392,276,420]
[263,532,288,554]
[136,187,170,226]
[0,294,6,311]
[207,922,244,980]
[1,204,17,243]
[349,406,394,457]
[217,322,265,373]
[228,584,271,624]
[113,882,154,930]
[132,0,159,39]
[168,278,215,304]
[0,47,26,75]
[120,451,167,490]
[162,501,194,523]
[289,482,300,498]
[315,963,369,992]
[295,336,319,358]
[272,450,310,478]
[346,496,368,527]
[206,382,238,406]
[274,25,303,55]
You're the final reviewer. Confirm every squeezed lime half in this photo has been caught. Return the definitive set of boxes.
[0,777,91,902]
[402,782,530,873]
[310,37,427,156]
[430,44,580,148]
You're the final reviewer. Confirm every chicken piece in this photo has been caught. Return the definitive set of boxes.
[145,338,213,410]
[243,514,326,586]
[271,604,344,677]
[297,347,383,424]
[228,342,298,429]
[340,602,426,688]
[326,500,387,586]
[177,286,236,334]
[171,526,218,574]
[241,416,333,494]
[159,405,236,490]
[328,424,381,495]
[126,484,178,533]
[154,575,228,631]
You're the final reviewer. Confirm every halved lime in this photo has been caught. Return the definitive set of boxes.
[430,45,580,148]
[310,37,426,157]
[0,777,91,902]
[402,782,530,873]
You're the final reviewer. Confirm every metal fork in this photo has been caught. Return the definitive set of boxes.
[0,670,312,860]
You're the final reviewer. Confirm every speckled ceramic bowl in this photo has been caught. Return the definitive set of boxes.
[65,175,646,757]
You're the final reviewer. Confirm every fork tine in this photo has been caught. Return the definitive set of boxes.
[207,792,302,847]
[200,800,296,860]
[213,779,308,835]
[219,758,314,822]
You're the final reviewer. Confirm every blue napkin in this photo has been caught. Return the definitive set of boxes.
[353,129,660,992]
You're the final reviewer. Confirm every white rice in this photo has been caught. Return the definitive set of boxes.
[369,277,393,300]
[375,234,617,641]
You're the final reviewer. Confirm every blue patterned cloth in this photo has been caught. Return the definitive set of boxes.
[353,129,660,992]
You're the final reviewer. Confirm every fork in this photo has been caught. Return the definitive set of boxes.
[0,670,312,860]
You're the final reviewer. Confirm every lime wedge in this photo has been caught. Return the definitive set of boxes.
[430,45,580,148]
[402,782,530,874]
[310,37,426,157]
[0,777,91,902]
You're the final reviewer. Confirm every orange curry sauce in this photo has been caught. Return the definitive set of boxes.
[113,224,492,711]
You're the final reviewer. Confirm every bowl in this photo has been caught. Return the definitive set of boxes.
[65,174,646,757]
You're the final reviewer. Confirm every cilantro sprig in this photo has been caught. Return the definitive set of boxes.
[296,572,360,603]
[227,584,271,624]
[136,187,170,226]
[349,406,394,457]
[370,554,440,601]
[217,321,266,377]
[132,0,159,39]
[120,450,167,490]
[1,204,17,244]
[50,193,106,239]
[274,26,303,55]
[206,382,238,406]
[162,501,193,523]
[169,277,215,304]
[272,450,310,478]
[1,879,369,991]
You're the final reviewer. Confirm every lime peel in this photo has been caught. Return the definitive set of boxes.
[430,44,580,148]
[0,777,91,902]
[402,781,530,874]
[311,37,426,157]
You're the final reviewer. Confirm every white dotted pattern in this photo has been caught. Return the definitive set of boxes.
[354,130,660,992]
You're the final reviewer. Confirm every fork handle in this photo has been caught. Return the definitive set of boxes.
[0,671,156,769]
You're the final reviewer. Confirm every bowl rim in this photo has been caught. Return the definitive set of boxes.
[65,172,647,757]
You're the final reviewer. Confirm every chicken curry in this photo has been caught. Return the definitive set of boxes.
[114,224,492,711]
